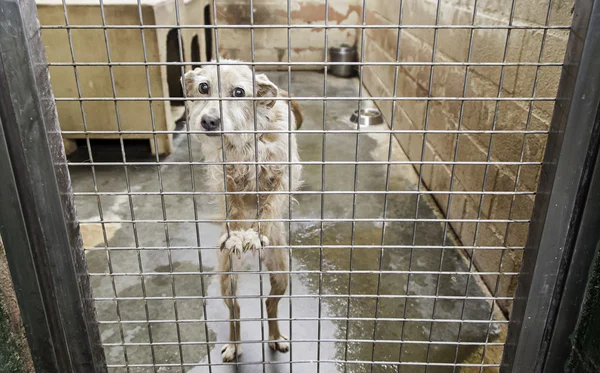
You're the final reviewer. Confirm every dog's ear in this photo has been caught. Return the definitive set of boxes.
[182,68,203,96]
[256,74,278,109]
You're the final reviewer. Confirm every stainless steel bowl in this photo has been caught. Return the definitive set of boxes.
[350,108,384,126]
[329,45,358,77]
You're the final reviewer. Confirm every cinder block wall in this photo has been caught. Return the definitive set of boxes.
[214,0,361,68]
[361,0,573,314]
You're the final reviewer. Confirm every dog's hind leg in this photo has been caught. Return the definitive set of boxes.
[219,249,242,362]
[263,228,290,353]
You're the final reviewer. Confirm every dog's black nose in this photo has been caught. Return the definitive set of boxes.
[201,115,221,131]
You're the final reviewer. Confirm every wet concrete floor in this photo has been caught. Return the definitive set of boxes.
[68,72,505,373]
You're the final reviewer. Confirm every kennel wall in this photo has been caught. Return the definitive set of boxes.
[37,0,211,155]
[361,0,573,314]
[214,0,361,68]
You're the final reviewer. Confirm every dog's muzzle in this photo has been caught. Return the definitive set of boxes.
[200,115,221,136]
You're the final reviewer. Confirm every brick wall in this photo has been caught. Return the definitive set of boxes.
[214,0,361,68]
[361,0,573,314]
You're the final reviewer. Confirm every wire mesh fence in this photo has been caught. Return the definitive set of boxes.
[32,0,572,371]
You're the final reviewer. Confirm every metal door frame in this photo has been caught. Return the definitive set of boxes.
[0,0,107,371]
[501,0,600,371]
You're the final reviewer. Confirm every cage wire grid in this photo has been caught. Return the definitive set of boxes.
[40,0,566,371]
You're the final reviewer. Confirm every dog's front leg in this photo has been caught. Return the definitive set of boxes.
[217,194,254,362]
[218,248,242,362]
[218,195,263,258]
[254,193,286,243]
[254,193,290,353]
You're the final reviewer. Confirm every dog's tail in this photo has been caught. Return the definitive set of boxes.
[278,89,303,129]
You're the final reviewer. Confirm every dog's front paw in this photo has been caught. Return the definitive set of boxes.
[221,343,242,362]
[259,234,269,249]
[241,229,262,255]
[241,230,269,255]
[268,335,289,353]
[219,230,268,257]
[218,232,244,258]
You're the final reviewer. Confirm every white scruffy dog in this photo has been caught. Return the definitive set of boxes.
[183,60,303,362]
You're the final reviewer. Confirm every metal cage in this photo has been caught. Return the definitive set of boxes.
[1,0,599,372]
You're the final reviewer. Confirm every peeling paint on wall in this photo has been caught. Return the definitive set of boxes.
[215,0,361,69]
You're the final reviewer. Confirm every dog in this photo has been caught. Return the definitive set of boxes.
[183,60,302,362]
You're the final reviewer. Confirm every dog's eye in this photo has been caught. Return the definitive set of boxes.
[233,87,245,97]
[198,82,209,94]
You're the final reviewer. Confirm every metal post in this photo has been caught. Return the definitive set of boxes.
[0,0,107,372]
[544,103,600,371]
[501,0,600,372]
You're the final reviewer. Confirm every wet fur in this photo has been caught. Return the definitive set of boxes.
[183,60,302,361]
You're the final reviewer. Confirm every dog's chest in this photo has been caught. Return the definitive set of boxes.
[225,164,280,193]
[226,165,255,192]
[203,138,296,193]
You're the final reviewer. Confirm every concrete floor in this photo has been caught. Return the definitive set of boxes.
[69,72,505,373]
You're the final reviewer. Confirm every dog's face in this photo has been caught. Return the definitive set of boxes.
[183,61,278,139]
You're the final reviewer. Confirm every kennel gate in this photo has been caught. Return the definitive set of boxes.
[1,0,600,372]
